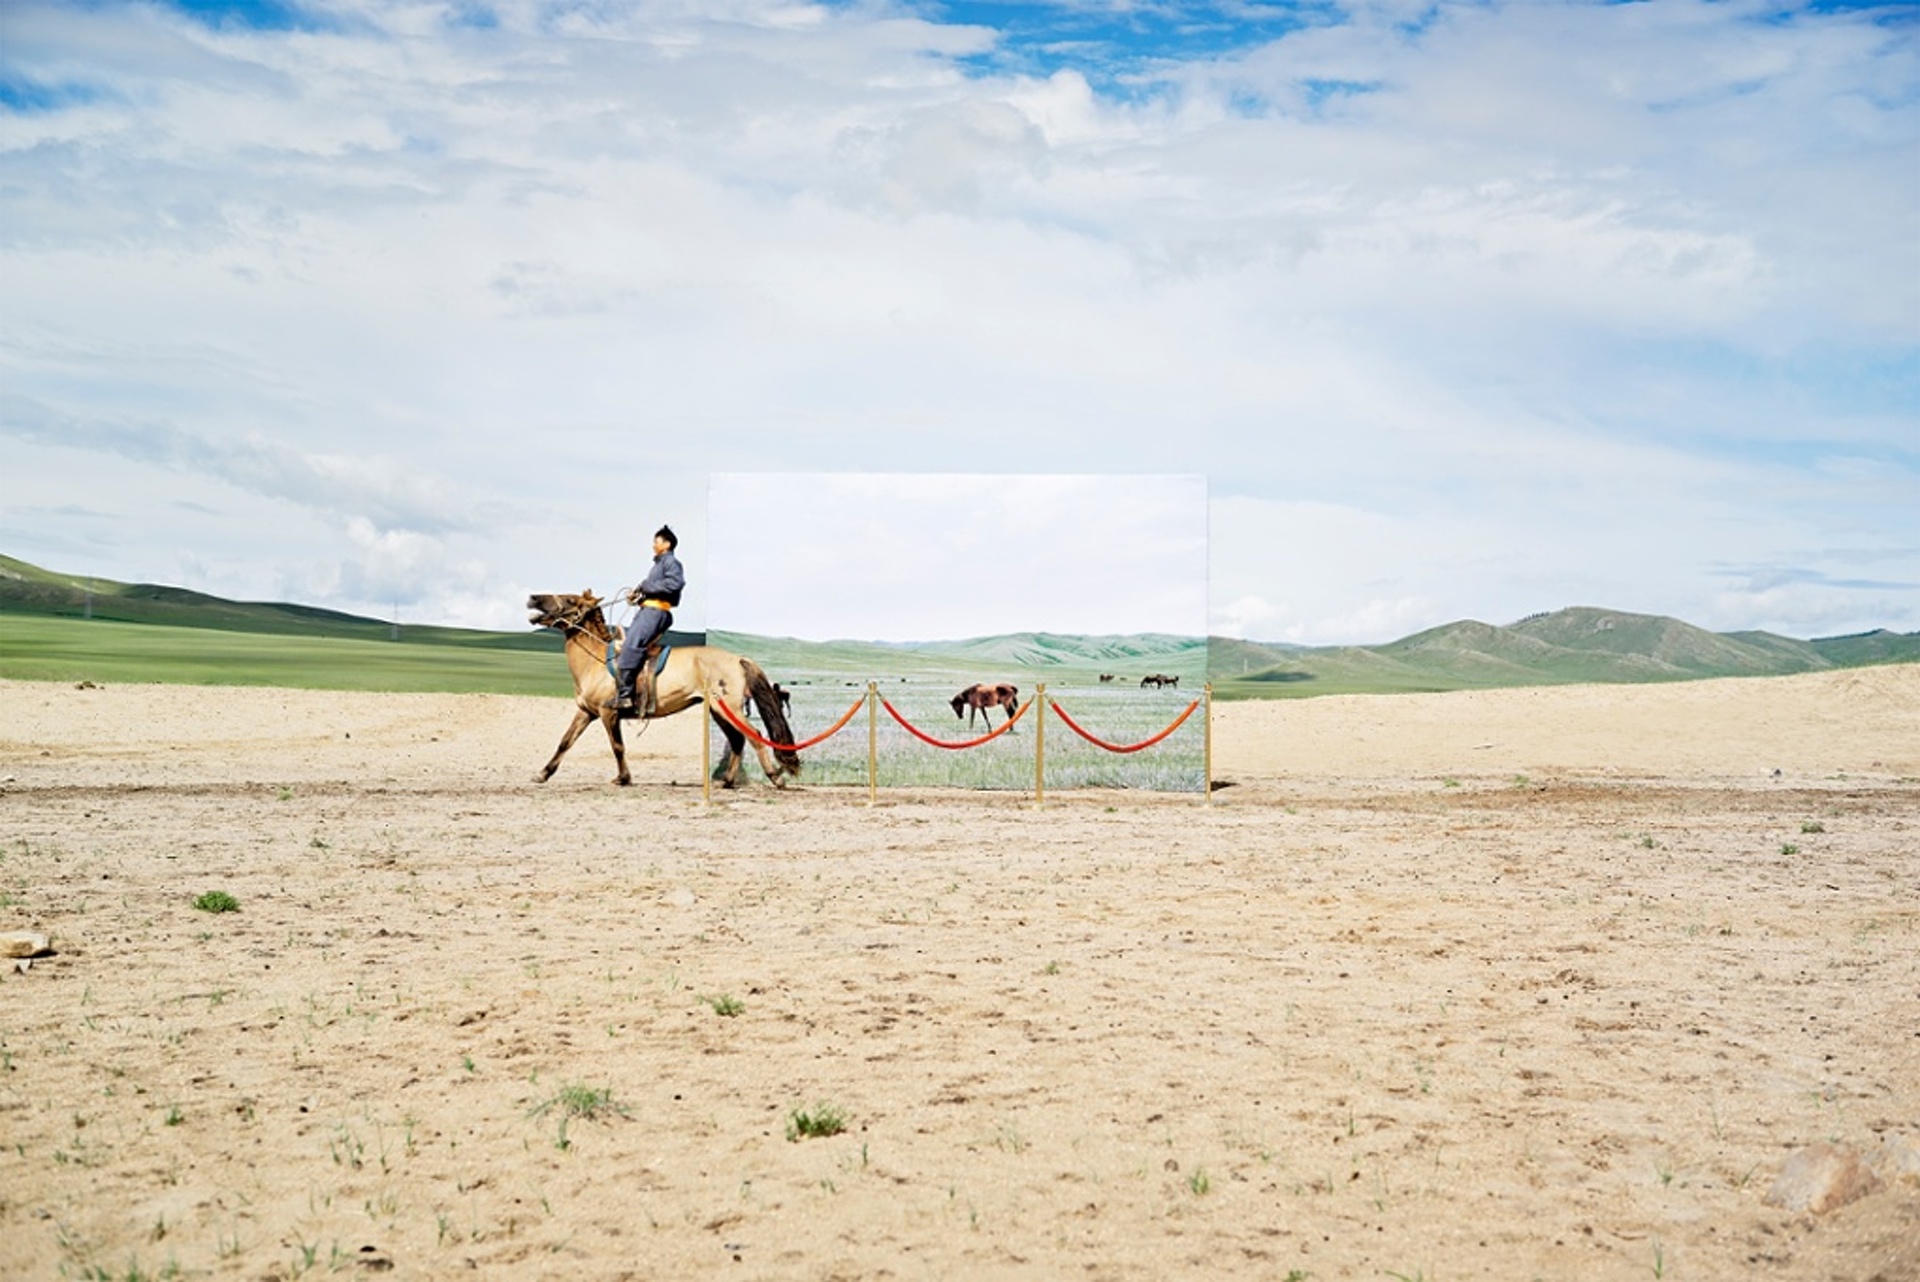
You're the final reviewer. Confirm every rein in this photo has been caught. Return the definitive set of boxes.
[551,601,616,645]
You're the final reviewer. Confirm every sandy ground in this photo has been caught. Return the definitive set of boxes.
[1,667,1917,1281]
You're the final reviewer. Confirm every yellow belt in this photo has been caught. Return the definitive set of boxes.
[639,600,674,612]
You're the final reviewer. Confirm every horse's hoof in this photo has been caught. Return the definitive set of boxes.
[614,776,632,787]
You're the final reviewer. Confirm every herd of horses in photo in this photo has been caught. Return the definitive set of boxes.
[528,590,1188,786]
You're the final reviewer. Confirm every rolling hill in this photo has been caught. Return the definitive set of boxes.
[4,555,1914,698]
[0,554,698,651]
[1212,606,1920,699]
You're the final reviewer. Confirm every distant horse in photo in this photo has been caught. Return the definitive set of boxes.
[526,592,801,788]
[1098,673,1116,684]
[1140,673,1180,689]
[951,682,1021,730]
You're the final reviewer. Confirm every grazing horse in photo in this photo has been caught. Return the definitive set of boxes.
[1098,673,1116,684]
[951,682,1021,730]
[1140,673,1180,689]
[527,592,801,788]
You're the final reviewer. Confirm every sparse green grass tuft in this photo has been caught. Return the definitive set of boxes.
[191,891,239,914]
[532,1083,626,1122]
[786,1103,848,1141]
[701,994,744,1017]
[530,1082,629,1152]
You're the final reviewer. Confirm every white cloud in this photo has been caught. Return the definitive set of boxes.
[1,0,1914,638]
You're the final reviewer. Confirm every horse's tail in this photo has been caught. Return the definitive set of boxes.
[744,660,803,776]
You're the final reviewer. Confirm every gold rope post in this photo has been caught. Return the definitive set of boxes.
[866,681,878,807]
[1033,683,1047,808]
[1203,681,1214,804]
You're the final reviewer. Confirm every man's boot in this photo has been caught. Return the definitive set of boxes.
[615,667,639,716]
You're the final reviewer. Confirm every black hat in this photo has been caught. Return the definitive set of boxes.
[654,525,678,549]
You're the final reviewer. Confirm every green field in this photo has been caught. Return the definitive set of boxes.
[708,629,1206,790]
[756,678,1206,793]
[6,554,1915,705]
[707,629,1208,688]
[0,614,574,696]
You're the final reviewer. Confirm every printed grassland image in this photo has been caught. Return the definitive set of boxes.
[704,473,1209,791]
[2,669,1918,1282]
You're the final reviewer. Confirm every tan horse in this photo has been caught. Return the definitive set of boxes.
[527,592,801,788]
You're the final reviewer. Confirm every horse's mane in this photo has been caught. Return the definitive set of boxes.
[571,598,613,642]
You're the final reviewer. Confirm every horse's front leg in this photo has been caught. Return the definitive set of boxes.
[741,705,789,789]
[536,707,595,783]
[601,709,631,786]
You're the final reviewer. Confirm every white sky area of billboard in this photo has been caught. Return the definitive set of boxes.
[706,474,1207,642]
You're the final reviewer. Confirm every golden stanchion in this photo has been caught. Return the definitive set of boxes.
[700,686,712,806]
[1203,681,1214,804]
[1033,683,1047,808]
[866,681,878,806]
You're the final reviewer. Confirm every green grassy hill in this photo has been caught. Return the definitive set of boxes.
[707,630,1207,689]
[0,553,563,649]
[4,556,1914,699]
[1208,606,1919,700]
[0,614,575,694]
[0,555,700,693]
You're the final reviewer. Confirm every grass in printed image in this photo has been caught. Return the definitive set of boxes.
[716,678,1204,792]
[190,891,239,914]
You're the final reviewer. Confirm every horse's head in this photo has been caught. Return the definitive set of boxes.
[950,692,967,719]
[527,591,605,635]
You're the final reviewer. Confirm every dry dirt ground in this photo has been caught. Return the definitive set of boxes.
[1,668,1917,1281]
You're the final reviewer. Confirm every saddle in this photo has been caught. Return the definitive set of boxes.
[605,640,672,719]
[602,640,672,683]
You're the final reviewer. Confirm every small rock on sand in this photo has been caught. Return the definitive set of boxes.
[1,930,51,959]
[1869,1136,1920,1187]
[1764,1143,1882,1215]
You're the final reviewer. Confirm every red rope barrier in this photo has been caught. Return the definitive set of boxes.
[710,695,866,753]
[881,695,1031,749]
[1049,699,1200,754]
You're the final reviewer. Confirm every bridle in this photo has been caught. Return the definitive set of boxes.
[538,595,616,644]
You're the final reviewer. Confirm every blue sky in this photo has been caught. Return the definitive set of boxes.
[2,0,1915,641]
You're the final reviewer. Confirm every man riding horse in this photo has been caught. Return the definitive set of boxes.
[616,525,683,716]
